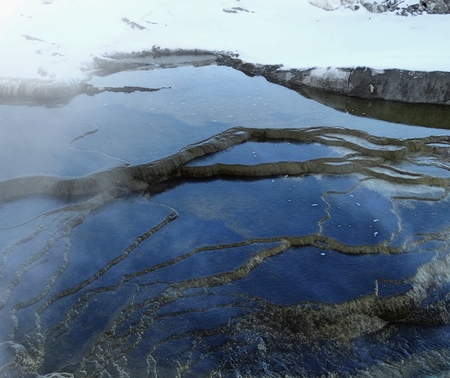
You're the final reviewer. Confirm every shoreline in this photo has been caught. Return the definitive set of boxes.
[1,51,450,107]
[217,55,450,106]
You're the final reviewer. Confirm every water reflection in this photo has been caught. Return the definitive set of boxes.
[2,65,450,377]
[298,85,450,129]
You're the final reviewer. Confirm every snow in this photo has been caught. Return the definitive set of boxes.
[0,0,449,85]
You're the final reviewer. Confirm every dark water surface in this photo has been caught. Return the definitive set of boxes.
[2,64,450,377]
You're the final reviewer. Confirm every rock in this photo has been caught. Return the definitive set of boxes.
[308,0,450,14]
[308,0,343,11]
[361,0,388,12]
[217,55,450,105]
[421,0,450,13]
[309,0,362,10]
[348,67,450,104]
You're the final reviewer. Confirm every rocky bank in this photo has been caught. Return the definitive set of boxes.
[2,49,450,107]
[217,55,450,106]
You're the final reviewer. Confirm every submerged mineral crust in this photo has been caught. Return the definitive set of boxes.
[2,126,450,377]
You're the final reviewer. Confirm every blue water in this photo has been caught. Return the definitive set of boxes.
[2,64,450,377]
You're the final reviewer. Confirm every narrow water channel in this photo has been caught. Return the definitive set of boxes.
[2,63,450,377]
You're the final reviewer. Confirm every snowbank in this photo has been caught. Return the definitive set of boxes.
[0,0,449,100]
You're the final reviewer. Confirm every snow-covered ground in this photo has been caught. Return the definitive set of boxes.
[0,0,449,85]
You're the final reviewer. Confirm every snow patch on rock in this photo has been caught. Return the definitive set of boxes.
[302,67,352,93]
[308,0,345,11]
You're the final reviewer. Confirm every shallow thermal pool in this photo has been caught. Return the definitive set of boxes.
[2,63,450,377]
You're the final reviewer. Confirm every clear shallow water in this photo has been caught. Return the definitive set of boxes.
[2,64,450,377]
[2,65,449,178]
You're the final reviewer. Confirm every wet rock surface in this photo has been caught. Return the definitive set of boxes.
[218,55,450,105]
[2,125,450,376]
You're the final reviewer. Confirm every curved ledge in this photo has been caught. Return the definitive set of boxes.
[217,55,450,105]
